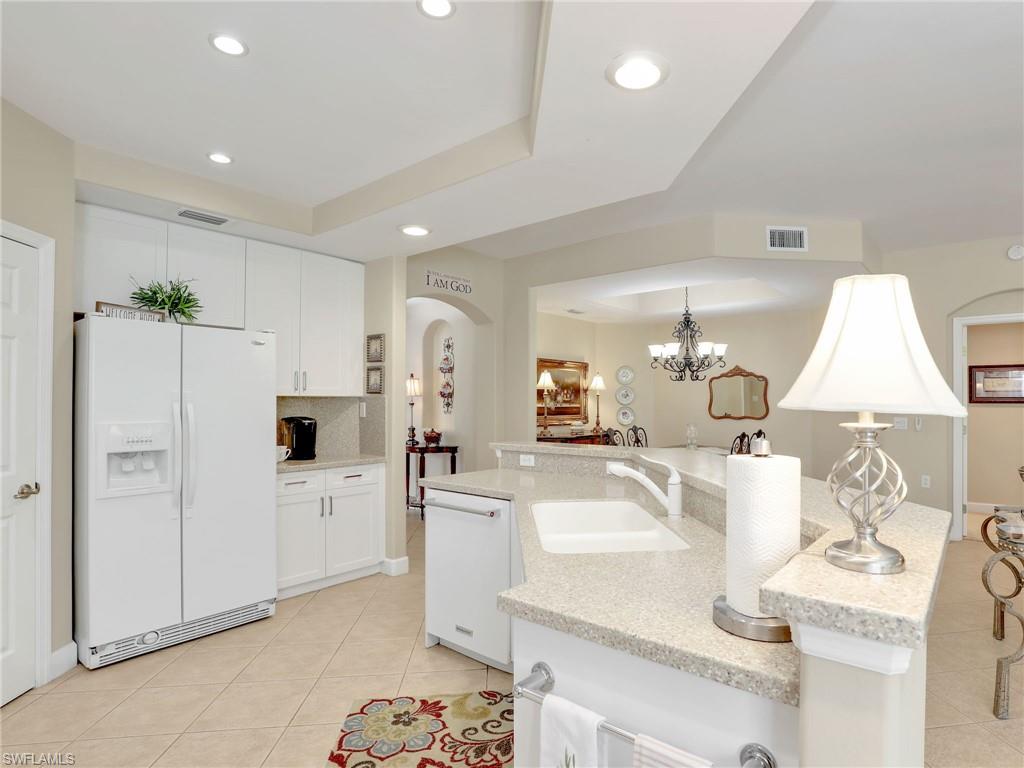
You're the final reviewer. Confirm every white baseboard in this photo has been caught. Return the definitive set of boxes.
[277,563,383,600]
[382,557,409,576]
[47,641,78,683]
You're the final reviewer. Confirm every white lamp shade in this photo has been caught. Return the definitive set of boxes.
[779,274,966,417]
[537,370,556,390]
[663,342,681,357]
[591,374,607,392]
[648,344,664,358]
[406,375,422,398]
[713,343,728,357]
[697,341,714,357]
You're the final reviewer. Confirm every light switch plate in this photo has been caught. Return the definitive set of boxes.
[519,454,535,467]
[893,416,908,431]
[359,401,367,418]
[921,474,931,489]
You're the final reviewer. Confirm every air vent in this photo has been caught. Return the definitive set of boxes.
[766,226,808,252]
[177,208,230,226]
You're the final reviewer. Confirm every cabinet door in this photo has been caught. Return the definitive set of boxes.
[245,240,301,394]
[75,204,167,313]
[276,492,326,589]
[167,223,246,329]
[299,252,364,396]
[325,484,379,576]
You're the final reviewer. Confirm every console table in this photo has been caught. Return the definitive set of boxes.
[537,433,603,445]
[406,444,458,517]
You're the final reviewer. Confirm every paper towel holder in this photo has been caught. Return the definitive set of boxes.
[713,596,792,642]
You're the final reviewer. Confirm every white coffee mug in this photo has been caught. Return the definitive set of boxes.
[276,446,291,462]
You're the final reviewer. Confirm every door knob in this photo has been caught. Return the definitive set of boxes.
[13,482,40,500]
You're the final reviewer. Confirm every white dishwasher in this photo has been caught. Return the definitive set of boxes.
[424,489,513,670]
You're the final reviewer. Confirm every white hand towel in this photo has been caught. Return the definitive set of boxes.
[539,694,606,768]
[632,733,713,768]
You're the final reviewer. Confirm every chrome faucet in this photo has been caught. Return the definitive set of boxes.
[607,458,683,518]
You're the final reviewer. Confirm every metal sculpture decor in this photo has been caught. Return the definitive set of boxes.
[439,337,454,414]
[648,287,727,382]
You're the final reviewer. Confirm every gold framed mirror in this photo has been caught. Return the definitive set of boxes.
[708,365,769,420]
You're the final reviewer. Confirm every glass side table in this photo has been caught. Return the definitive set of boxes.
[981,510,1024,719]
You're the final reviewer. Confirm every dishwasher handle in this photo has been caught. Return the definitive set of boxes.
[423,498,499,518]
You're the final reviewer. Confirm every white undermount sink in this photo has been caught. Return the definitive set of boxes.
[531,500,689,554]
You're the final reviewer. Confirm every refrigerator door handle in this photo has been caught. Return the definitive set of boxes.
[172,401,183,520]
[185,402,198,513]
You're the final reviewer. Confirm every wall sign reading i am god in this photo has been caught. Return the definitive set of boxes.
[425,269,472,295]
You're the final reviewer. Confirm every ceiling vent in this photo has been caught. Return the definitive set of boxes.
[177,208,230,226]
[766,226,808,252]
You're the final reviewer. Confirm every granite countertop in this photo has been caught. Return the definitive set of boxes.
[277,453,386,474]
[421,444,951,706]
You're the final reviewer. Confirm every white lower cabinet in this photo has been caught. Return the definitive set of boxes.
[276,465,384,595]
[425,489,513,669]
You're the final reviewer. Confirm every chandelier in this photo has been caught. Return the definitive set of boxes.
[648,287,727,382]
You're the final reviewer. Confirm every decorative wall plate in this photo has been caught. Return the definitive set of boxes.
[615,386,635,405]
[616,365,635,385]
[616,406,635,426]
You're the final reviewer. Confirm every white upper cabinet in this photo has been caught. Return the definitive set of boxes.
[75,204,168,313]
[299,252,364,396]
[245,241,301,395]
[167,223,246,329]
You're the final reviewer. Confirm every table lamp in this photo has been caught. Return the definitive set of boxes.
[537,370,556,437]
[589,374,607,434]
[779,274,967,574]
[406,374,422,446]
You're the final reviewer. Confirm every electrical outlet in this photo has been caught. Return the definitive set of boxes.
[893,416,908,431]
[359,401,367,418]
[914,416,923,432]
[921,474,931,489]
[519,454,535,468]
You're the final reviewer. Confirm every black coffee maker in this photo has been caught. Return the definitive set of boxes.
[281,416,317,461]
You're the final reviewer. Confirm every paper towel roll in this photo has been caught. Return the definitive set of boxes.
[726,454,801,618]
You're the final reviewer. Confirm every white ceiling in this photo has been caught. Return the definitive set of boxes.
[468,1,1024,258]
[535,257,866,323]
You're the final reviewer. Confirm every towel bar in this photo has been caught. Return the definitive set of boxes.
[514,662,778,768]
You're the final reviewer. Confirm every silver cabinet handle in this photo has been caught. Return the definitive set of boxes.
[328,496,333,517]
[13,482,40,500]
[455,624,474,637]
[320,497,324,518]
[284,480,307,486]
[423,498,499,518]
[302,371,307,391]
[344,474,363,480]
[293,371,299,392]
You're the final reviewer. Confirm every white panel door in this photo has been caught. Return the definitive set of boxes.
[181,326,276,621]
[245,240,301,395]
[276,492,326,589]
[0,237,39,705]
[75,203,167,313]
[167,223,246,329]
[299,252,364,396]
[325,484,378,576]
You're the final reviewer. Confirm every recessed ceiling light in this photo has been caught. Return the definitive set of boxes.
[210,35,248,56]
[208,152,233,164]
[606,52,669,90]
[400,225,431,237]
[418,0,455,19]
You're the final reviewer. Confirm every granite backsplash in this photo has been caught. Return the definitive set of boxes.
[277,396,364,460]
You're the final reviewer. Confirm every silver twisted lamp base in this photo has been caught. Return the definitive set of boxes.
[825,412,908,575]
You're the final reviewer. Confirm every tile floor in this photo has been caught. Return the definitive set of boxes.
[1,524,1021,766]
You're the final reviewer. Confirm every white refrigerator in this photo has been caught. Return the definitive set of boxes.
[74,314,277,668]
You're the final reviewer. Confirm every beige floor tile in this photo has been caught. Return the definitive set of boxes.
[930,627,1024,672]
[487,668,514,691]
[926,693,972,728]
[981,717,1024,753]
[0,693,41,719]
[929,667,1021,722]
[0,743,72,762]
[145,647,260,688]
[154,727,283,767]
[271,614,357,646]
[237,643,337,682]
[291,675,402,726]
[322,638,415,678]
[84,684,225,739]
[925,723,1024,767]
[406,644,484,674]
[313,577,382,599]
[262,724,340,767]
[927,645,968,676]
[67,734,177,767]
[31,666,84,694]
[360,590,425,616]
[274,594,314,619]
[198,615,291,648]
[188,680,314,732]
[373,574,425,595]
[346,611,423,643]
[295,590,371,617]
[57,648,187,693]
[1,690,130,745]
[399,669,487,697]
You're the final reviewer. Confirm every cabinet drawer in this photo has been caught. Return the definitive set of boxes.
[326,464,380,489]
[276,471,325,497]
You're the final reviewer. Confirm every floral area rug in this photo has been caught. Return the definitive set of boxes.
[327,690,514,768]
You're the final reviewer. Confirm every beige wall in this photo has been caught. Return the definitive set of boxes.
[1,100,76,653]
[967,322,1024,506]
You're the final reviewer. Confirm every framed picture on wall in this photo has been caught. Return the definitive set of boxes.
[366,333,385,363]
[536,357,589,425]
[969,364,1024,403]
[366,366,384,395]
